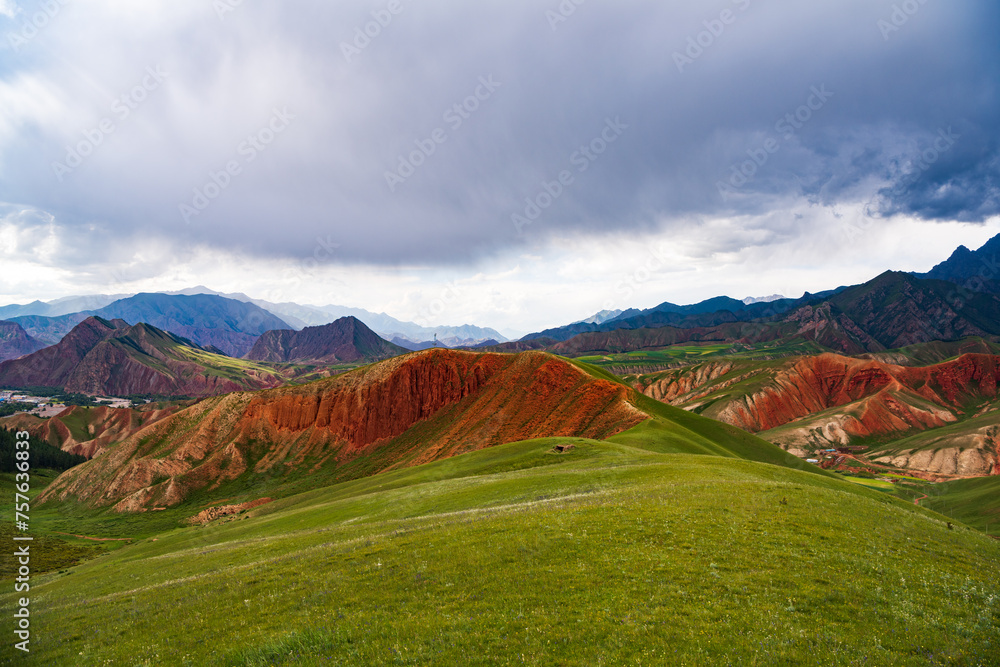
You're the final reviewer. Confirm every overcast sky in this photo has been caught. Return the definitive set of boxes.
[1,0,998,335]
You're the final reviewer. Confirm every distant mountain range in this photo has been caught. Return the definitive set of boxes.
[490,269,1000,359]
[742,294,787,305]
[0,317,286,397]
[0,293,130,320]
[513,234,1000,353]
[8,293,291,358]
[0,287,508,349]
[522,292,839,343]
[164,286,508,344]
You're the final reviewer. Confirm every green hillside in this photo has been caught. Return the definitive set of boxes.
[3,437,998,665]
[920,476,1000,537]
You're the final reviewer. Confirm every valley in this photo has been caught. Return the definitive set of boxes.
[3,238,1000,664]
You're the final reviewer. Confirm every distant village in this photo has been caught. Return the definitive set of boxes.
[0,391,132,417]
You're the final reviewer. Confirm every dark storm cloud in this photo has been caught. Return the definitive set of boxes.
[0,0,997,267]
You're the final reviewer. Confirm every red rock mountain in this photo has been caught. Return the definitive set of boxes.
[245,316,406,364]
[638,353,1000,471]
[39,349,650,511]
[0,320,46,362]
[0,316,285,397]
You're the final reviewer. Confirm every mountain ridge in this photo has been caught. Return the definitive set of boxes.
[0,316,286,397]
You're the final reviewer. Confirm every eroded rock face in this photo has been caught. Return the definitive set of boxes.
[0,405,181,458]
[874,427,1000,477]
[38,349,648,512]
[642,362,735,403]
[645,353,1000,436]
[639,353,1000,475]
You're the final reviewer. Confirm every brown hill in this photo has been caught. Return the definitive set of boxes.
[0,404,182,458]
[0,316,285,397]
[245,316,406,364]
[0,320,46,361]
[38,349,652,511]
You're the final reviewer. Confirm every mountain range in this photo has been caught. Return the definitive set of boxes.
[8,293,292,357]
[504,270,1000,358]
[0,314,417,398]
[0,316,287,397]
[36,347,800,512]
[1,287,509,352]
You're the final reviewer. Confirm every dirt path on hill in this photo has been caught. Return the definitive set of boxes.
[913,494,928,506]
[52,532,133,542]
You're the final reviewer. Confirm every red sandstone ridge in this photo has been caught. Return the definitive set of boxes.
[38,349,648,512]
[0,404,182,458]
[641,353,1000,440]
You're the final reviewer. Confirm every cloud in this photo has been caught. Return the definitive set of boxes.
[0,0,995,275]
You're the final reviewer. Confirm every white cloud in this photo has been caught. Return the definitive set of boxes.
[1,200,997,333]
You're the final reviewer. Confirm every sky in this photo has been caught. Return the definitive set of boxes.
[0,0,998,337]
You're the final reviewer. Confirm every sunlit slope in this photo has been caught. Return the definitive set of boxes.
[9,439,998,665]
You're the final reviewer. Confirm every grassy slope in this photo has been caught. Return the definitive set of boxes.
[4,439,998,665]
[920,476,1000,536]
[572,338,828,375]
[870,337,1000,366]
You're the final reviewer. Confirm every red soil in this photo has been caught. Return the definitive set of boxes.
[716,353,999,436]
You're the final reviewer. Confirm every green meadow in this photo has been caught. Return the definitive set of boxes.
[3,436,998,665]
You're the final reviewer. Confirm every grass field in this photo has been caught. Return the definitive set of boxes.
[575,339,828,376]
[918,476,1000,538]
[3,437,998,665]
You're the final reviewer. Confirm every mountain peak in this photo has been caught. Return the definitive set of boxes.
[245,316,407,364]
[916,233,1000,289]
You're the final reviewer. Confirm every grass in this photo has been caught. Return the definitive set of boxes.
[841,476,896,491]
[3,438,998,665]
[576,339,828,376]
[919,477,1000,538]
